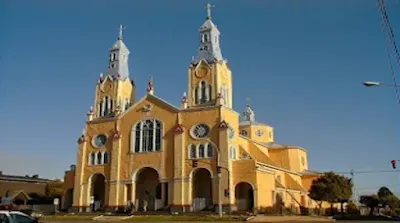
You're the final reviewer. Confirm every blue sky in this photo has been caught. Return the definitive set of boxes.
[1,0,400,195]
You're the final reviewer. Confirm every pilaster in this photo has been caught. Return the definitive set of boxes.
[172,116,187,212]
[218,119,234,209]
[108,122,122,207]
[72,133,88,211]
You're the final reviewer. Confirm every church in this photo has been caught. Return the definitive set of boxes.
[67,4,322,213]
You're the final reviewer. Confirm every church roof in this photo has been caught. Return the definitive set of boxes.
[275,174,307,192]
[261,142,307,151]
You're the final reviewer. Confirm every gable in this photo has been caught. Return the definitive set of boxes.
[120,93,179,119]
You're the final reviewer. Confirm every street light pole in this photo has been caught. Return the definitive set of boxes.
[206,139,223,217]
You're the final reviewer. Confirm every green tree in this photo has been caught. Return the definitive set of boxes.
[360,195,379,215]
[45,180,64,198]
[308,172,353,214]
[377,187,399,209]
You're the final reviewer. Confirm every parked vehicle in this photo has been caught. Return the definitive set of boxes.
[0,210,39,223]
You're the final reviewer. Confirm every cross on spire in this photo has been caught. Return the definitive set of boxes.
[206,3,214,20]
[118,24,126,40]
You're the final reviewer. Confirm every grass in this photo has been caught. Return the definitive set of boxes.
[40,215,98,221]
[40,215,247,222]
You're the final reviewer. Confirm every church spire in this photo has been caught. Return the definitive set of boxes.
[106,24,130,79]
[196,3,223,63]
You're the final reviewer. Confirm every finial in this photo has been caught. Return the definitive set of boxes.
[147,76,154,94]
[181,92,188,109]
[118,24,126,40]
[206,3,214,20]
[182,92,187,103]
[100,73,103,78]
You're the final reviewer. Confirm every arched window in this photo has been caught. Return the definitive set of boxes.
[198,144,205,158]
[104,96,109,116]
[200,81,207,103]
[204,34,209,42]
[125,98,130,111]
[99,102,104,117]
[96,152,102,165]
[240,130,248,137]
[195,81,212,105]
[206,144,213,157]
[189,144,196,159]
[110,100,113,114]
[103,152,109,164]
[132,119,163,153]
[229,146,236,160]
[208,84,212,101]
[89,153,95,165]
[194,88,199,104]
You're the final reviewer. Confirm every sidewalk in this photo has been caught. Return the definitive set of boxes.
[248,215,334,222]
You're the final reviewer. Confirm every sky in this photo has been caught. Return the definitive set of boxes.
[1,0,400,196]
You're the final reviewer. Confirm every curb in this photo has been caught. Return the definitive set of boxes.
[246,216,255,221]
[92,215,104,220]
[122,215,134,220]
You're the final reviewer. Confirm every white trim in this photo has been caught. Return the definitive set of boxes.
[188,167,214,179]
[275,187,305,194]
[256,167,275,174]
[131,165,161,181]
[234,181,256,191]
[190,123,211,139]
[91,134,109,149]
[131,118,163,153]
[256,162,302,176]
[187,142,214,159]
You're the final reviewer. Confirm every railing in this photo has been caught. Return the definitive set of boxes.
[192,197,206,211]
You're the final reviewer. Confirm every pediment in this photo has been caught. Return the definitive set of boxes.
[194,59,211,79]
[119,93,179,119]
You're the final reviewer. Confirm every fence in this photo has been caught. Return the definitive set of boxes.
[236,199,250,211]
[192,197,207,212]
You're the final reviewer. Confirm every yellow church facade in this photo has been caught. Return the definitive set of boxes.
[70,5,322,213]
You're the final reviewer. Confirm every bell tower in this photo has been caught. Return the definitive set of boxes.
[91,25,136,119]
[187,4,233,109]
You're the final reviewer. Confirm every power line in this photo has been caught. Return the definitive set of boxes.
[378,0,400,67]
[377,0,400,105]
[335,170,400,174]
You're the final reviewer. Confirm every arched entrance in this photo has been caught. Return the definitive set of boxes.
[192,168,213,211]
[235,182,254,211]
[135,167,161,211]
[64,189,74,210]
[90,173,106,212]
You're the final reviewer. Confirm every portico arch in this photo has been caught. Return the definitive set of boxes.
[88,173,107,212]
[134,167,161,211]
[191,167,213,211]
[235,182,254,212]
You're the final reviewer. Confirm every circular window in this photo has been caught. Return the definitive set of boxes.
[256,129,264,137]
[93,134,108,148]
[191,124,210,139]
[228,126,235,140]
